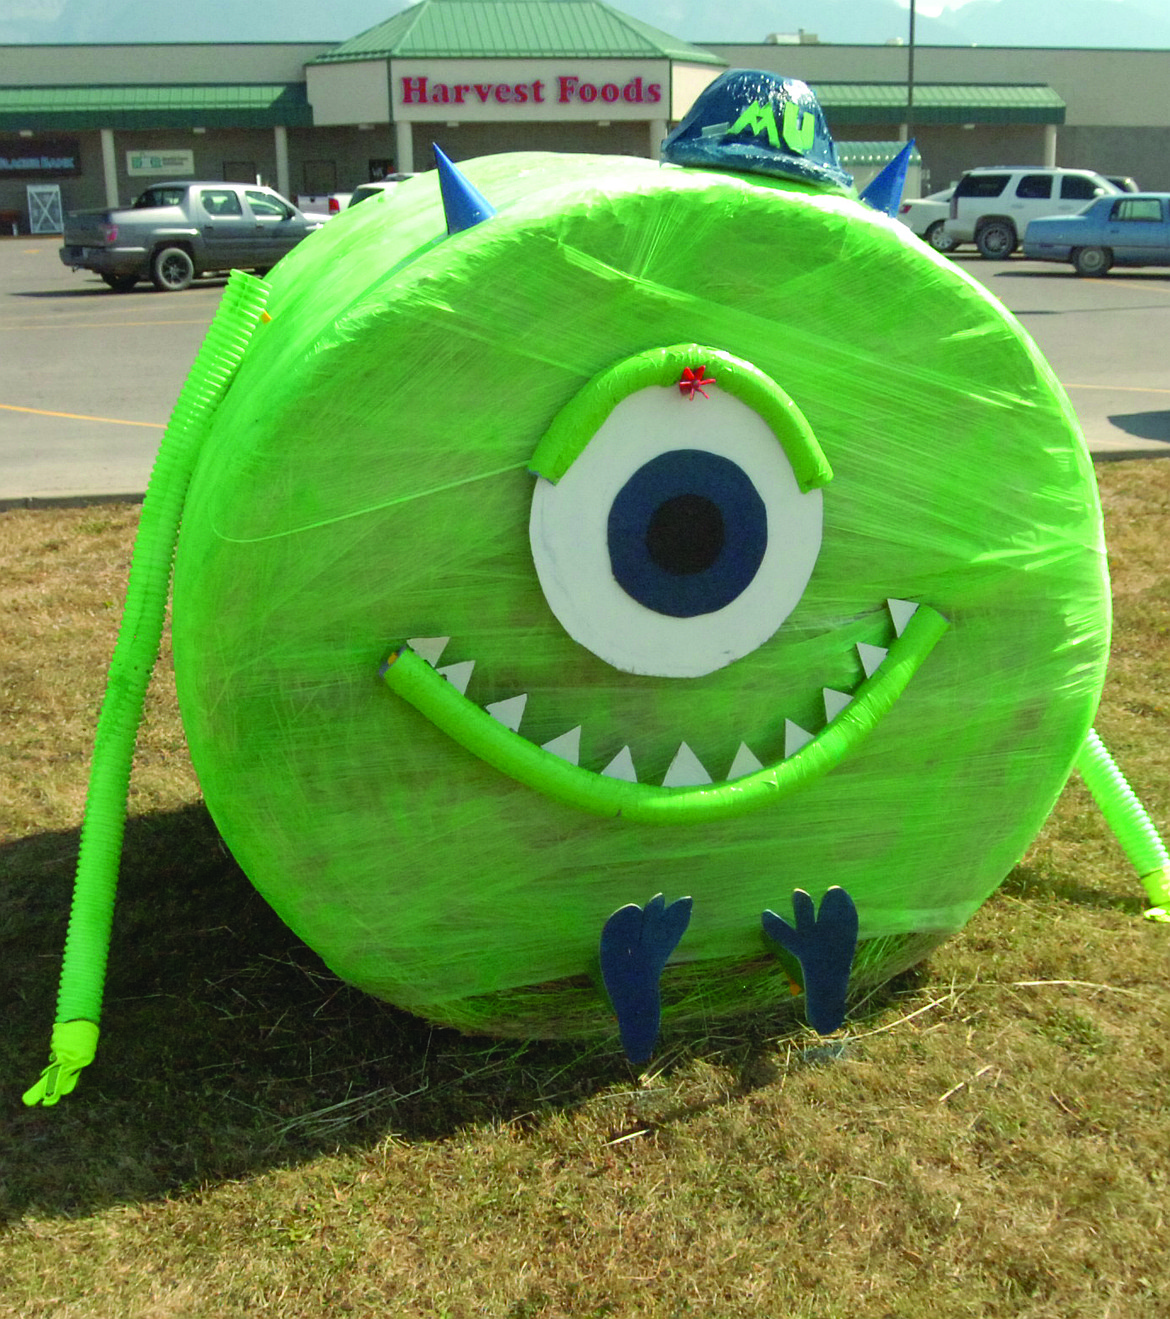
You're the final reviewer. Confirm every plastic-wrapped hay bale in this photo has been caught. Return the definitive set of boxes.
[167,141,1109,1041]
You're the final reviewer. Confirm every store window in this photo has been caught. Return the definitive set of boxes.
[223,160,258,183]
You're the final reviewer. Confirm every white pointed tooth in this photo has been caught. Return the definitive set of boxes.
[407,636,450,666]
[437,659,475,694]
[857,642,888,678]
[541,726,581,764]
[663,742,712,788]
[823,688,852,721]
[887,599,919,637]
[728,742,764,780]
[485,693,527,732]
[601,746,638,782]
[784,720,813,757]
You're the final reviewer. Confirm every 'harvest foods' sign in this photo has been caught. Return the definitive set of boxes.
[400,74,662,107]
[390,60,671,121]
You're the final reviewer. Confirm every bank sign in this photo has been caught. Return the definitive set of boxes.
[0,138,80,178]
[392,60,669,121]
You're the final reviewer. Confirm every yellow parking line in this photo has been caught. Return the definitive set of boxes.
[0,403,164,428]
[1065,383,1170,396]
[1109,280,1170,294]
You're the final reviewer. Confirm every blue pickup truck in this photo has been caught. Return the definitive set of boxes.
[59,181,322,291]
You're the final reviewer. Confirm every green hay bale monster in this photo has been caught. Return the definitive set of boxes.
[25,73,1169,1104]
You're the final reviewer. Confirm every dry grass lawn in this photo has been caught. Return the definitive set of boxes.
[2,459,1169,1318]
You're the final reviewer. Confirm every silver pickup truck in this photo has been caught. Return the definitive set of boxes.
[59,181,322,291]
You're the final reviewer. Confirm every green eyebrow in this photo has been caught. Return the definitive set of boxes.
[527,343,833,494]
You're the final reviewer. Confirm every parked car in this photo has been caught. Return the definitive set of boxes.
[943,166,1119,259]
[1107,175,1140,193]
[347,174,418,207]
[59,182,322,291]
[296,192,354,218]
[1023,192,1170,275]
[896,188,959,252]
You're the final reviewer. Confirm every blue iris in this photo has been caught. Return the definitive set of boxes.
[607,449,768,618]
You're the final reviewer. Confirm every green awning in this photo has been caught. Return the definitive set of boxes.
[811,83,1065,126]
[0,84,314,132]
[311,0,723,63]
[836,140,923,167]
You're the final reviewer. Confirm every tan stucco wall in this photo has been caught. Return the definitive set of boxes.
[669,61,723,121]
[307,60,391,127]
[414,118,652,166]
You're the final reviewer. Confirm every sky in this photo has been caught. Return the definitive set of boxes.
[3,0,1170,48]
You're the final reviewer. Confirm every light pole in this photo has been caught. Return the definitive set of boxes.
[906,0,917,144]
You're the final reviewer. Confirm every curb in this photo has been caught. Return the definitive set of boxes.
[1092,446,1170,464]
[0,491,145,513]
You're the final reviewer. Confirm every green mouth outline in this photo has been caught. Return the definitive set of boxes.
[381,604,949,825]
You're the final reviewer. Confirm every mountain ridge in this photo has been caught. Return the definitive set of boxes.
[2,0,1169,50]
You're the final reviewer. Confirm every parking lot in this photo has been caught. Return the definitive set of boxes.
[1,232,1168,505]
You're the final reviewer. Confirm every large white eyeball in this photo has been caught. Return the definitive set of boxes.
[529,355,826,678]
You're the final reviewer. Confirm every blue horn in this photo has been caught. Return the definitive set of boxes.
[434,144,497,235]
[859,140,916,217]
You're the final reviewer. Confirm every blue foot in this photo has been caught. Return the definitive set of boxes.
[762,888,858,1034]
[600,894,693,1065]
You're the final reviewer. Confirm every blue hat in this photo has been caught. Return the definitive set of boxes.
[662,70,853,191]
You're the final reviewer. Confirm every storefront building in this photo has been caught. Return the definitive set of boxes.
[305,1,724,178]
[0,1,724,228]
[1,0,1168,232]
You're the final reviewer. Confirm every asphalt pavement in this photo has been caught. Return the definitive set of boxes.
[1,234,1168,508]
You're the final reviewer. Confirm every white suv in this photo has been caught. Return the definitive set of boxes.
[944,167,1119,259]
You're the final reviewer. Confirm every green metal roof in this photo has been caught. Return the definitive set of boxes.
[0,84,314,131]
[812,83,1065,126]
[835,140,922,167]
[311,0,723,64]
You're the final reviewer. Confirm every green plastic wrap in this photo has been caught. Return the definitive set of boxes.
[168,151,1111,1038]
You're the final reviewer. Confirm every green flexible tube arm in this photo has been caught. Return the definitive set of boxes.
[1075,727,1170,923]
[22,272,272,1108]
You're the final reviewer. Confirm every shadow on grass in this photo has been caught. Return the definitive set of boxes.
[1001,860,1147,915]
[0,803,611,1219]
[3,803,891,1222]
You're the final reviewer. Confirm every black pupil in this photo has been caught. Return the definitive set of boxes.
[606,448,768,618]
[646,495,725,575]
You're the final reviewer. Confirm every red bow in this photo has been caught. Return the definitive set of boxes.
[678,365,714,400]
